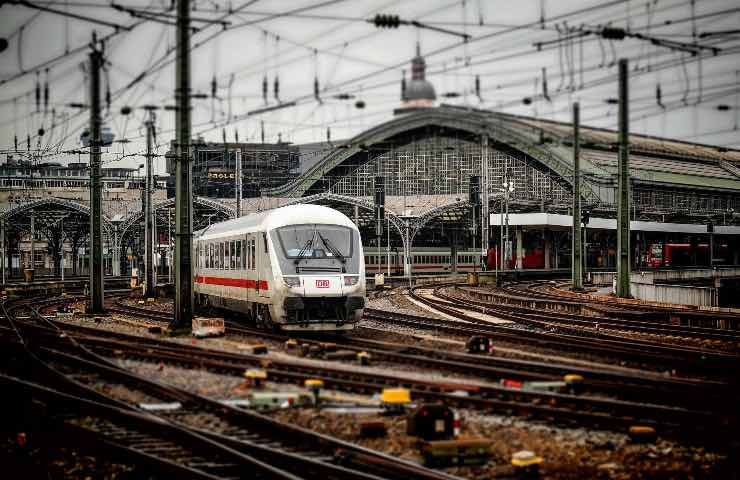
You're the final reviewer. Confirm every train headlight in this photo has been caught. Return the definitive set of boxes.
[283,276,301,288]
[343,275,359,286]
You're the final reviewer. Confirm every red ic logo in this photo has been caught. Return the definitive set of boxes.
[315,279,330,288]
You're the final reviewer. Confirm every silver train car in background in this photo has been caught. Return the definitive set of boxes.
[194,204,366,331]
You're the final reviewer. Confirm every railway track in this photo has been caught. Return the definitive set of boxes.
[378,287,740,378]
[24,301,738,443]
[2,296,459,480]
[107,299,738,412]
[446,285,740,342]
[510,280,740,330]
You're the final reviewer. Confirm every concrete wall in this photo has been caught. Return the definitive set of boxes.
[630,282,717,307]
[631,267,740,284]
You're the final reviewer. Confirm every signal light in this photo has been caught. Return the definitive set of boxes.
[373,14,400,29]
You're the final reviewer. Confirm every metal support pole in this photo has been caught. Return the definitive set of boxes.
[480,134,489,271]
[112,227,119,277]
[60,216,65,282]
[144,114,155,298]
[1,220,5,285]
[173,0,193,330]
[386,216,390,276]
[88,39,104,312]
[235,148,242,217]
[29,215,35,272]
[168,207,172,284]
[616,58,631,298]
[571,102,583,291]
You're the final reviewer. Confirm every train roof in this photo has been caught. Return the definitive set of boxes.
[195,204,358,241]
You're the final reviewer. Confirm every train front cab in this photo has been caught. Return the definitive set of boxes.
[269,223,366,331]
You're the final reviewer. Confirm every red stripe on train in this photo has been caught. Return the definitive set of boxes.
[195,275,268,290]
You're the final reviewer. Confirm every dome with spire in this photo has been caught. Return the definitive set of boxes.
[402,43,436,107]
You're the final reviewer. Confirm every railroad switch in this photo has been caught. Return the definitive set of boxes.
[628,425,657,443]
[320,342,337,352]
[407,404,456,440]
[564,374,584,394]
[359,421,387,438]
[284,338,298,349]
[248,392,302,411]
[381,388,411,414]
[325,350,356,361]
[356,351,371,365]
[244,369,268,388]
[305,379,324,406]
[511,450,543,477]
[466,336,493,354]
[421,438,492,467]
[308,344,323,357]
[251,344,268,355]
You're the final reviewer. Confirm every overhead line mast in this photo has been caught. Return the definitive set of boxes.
[171,0,193,332]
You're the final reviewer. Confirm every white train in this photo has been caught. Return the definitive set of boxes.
[194,204,366,331]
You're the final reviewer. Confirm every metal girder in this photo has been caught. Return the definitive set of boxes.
[263,108,601,204]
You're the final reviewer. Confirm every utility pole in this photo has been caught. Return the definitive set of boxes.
[235,148,242,217]
[1,221,5,285]
[168,207,172,284]
[60,216,65,282]
[89,35,104,312]
[571,102,583,291]
[172,0,193,330]
[480,134,489,271]
[375,176,385,275]
[144,110,156,298]
[616,58,631,298]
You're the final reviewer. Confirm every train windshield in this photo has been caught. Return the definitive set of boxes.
[277,224,352,260]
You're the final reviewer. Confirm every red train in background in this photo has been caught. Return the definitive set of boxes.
[646,242,730,268]
[486,246,545,270]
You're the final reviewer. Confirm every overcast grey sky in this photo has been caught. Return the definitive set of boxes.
[1,0,739,174]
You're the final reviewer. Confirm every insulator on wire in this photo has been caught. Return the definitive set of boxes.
[261,120,265,144]
[14,135,18,152]
[105,85,111,112]
[27,134,30,151]
[475,75,481,100]
[234,129,239,143]
[43,68,49,113]
[656,84,665,109]
[542,68,550,102]
[222,128,227,144]
[211,75,217,98]
[35,71,41,113]
[326,126,331,144]
[262,75,268,104]
[273,76,280,102]
[314,77,322,103]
